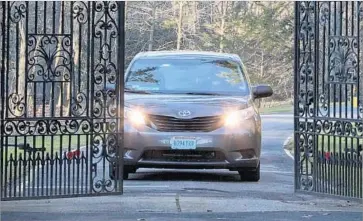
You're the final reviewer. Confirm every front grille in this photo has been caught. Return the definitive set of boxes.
[147,114,223,132]
[142,150,225,162]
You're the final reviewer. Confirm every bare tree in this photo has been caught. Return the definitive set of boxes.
[176,1,184,50]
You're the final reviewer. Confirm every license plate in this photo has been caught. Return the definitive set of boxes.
[170,137,197,150]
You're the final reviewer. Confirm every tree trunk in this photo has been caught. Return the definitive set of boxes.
[192,1,197,35]
[148,4,156,51]
[219,1,227,53]
[55,2,64,108]
[71,17,80,106]
[260,50,264,79]
[16,20,26,117]
[176,1,183,50]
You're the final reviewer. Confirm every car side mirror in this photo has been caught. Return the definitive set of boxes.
[105,83,116,92]
[252,85,273,99]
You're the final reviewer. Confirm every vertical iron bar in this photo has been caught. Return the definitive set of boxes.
[13,138,17,197]
[68,1,74,196]
[86,1,91,194]
[64,152,66,195]
[333,2,337,120]
[72,152,75,194]
[23,1,29,198]
[356,1,362,199]
[320,1,328,195]
[325,2,332,195]
[69,1,74,117]
[27,150,31,197]
[294,1,300,192]
[68,137,71,195]
[32,136,35,196]
[76,7,82,194]
[321,135,325,193]
[15,13,19,96]
[18,154,22,197]
[345,2,349,120]
[58,1,64,196]
[52,1,56,33]
[313,1,319,193]
[33,4,37,118]
[44,1,47,34]
[349,3,354,121]
[306,1,312,194]
[41,0,47,197]
[5,1,9,120]
[90,1,95,194]
[0,0,6,199]
[117,1,126,193]
[60,1,64,117]
[55,152,58,195]
[81,151,84,194]
[360,153,362,198]
[36,153,40,197]
[46,153,49,196]
[357,2,361,122]
[77,23,81,95]
[103,1,108,189]
[77,136,80,195]
[59,140,63,195]
[50,1,56,197]
[9,154,13,197]
[24,1,28,119]
[336,2,343,196]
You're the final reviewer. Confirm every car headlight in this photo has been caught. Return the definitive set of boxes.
[124,107,146,126]
[224,107,254,127]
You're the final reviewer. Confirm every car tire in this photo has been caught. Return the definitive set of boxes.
[110,165,135,180]
[238,162,260,182]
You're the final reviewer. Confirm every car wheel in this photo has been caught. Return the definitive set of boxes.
[109,165,135,180]
[238,162,260,182]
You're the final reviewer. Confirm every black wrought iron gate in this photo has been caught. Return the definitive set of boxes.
[0,1,125,200]
[295,2,362,199]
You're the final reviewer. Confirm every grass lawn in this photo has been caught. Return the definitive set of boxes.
[259,103,293,114]
[285,135,362,155]
[258,100,355,115]
[1,135,90,190]
[2,135,89,160]
[284,134,362,197]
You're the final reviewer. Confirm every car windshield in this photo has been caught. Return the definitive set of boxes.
[125,57,250,96]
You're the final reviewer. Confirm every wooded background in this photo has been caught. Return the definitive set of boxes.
[125,1,294,101]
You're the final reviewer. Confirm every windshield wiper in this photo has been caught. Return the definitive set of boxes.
[124,88,151,94]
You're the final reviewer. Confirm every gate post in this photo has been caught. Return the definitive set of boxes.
[294,1,317,193]
[116,1,125,194]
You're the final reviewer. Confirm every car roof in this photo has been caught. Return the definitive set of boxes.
[133,50,241,62]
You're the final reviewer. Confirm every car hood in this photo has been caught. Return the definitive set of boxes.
[125,94,251,118]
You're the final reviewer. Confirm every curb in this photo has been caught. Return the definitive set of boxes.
[283,135,294,160]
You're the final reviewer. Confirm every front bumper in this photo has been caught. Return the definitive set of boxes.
[122,118,261,170]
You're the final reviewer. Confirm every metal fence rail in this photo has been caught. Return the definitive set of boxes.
[295,1,363,199]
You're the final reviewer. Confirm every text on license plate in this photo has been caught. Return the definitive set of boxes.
[170,137,197,150]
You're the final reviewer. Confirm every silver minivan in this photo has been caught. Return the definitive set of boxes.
[111,51,273,181]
